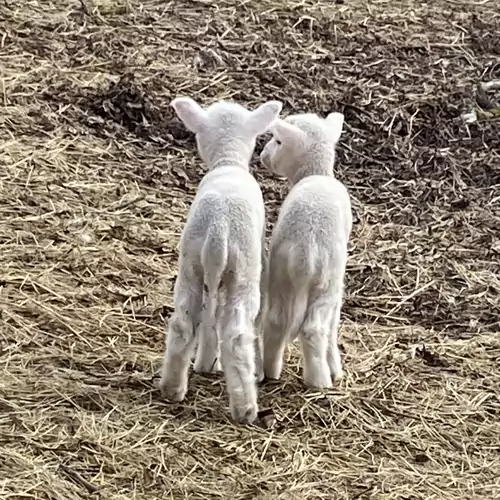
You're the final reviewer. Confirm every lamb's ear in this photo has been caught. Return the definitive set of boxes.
[272,119,304,143]
[325,112,344,143]
[246,100,283,136]
[171,97,208,133]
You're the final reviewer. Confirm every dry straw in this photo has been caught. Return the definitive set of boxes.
[1,0,499,498]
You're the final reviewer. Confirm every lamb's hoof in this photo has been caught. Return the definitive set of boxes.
[231,402,259,425]
[159,378,188,402]
[304,373,333,390]
[255,367,265,384]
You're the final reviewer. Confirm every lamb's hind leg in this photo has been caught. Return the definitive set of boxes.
[262,270,291,381]
[327,269,346,382]
[160,265,203,402]
[254,236,268,383]
[299,288,334,389]
[327,296,344,382]
[220,283,259,424]
[193,286,222,373]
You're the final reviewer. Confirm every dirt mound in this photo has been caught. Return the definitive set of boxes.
[84,74,192,145]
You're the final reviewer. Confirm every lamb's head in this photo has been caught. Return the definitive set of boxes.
[171,97,282,169]
[260,112,344,182]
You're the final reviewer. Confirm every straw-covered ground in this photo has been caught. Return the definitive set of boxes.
[1,0,500,498]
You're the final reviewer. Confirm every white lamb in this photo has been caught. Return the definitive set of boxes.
[160,96,282,424]
[259,112,352,388]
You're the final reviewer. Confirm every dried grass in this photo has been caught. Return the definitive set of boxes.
[1,0,500,498]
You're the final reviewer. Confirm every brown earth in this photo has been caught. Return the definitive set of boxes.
[1,0,499,499]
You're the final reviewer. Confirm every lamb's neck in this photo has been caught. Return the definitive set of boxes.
[289,155,335,186]
[207,141,251,171]
[209,154,249,171]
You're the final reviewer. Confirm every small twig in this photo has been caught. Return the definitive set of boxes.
[78,0,93,17]
[59,464,100,494]
[482,80,500,92]
[113,194,146,211]
[384,280,436,318]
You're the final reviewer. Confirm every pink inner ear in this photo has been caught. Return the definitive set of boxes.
[171,98,207,133]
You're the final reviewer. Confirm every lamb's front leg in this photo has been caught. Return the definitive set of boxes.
[193,289,222,373]
[160,270,202,402]
[220,288,259,424]
[254,332,264,384]
[254,241,268,383]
